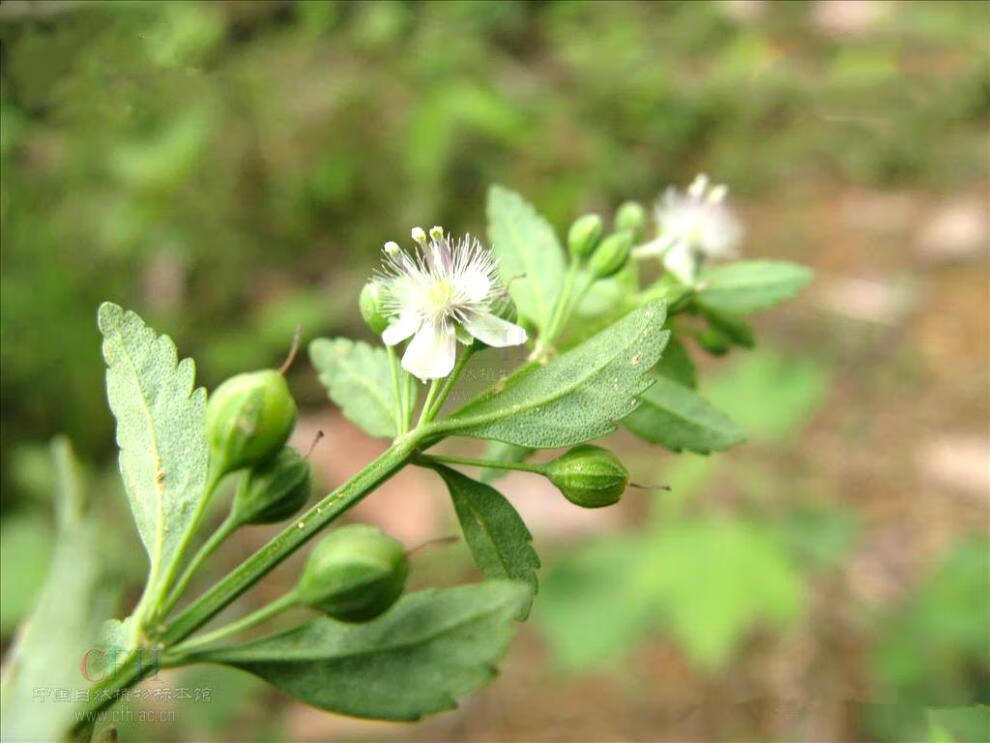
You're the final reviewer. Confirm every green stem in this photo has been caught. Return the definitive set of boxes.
[160,510,240,616]
[167,590,299,657]
[424,346,474,422]
[416,379,442,428]
[69,652,157,738]
[535,261,580,357]
[157,435,422,648]
[131,465,224,638]
[386,345,407,434]
[419,452,545,474]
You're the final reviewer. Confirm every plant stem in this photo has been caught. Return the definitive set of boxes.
[416,379,442,428]
[166,590,299,657]
[157,435,422,648]
[424,346,474,422]
[532,261,580,360]
[419,452,545,474]
[386,345,407,434]
[160,511,239,616]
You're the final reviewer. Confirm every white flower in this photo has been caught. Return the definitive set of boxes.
[633,174,742,284]
[377,228,528,380]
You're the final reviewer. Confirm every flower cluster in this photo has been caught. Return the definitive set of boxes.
[376,227,527,380]
[634,174,742,284]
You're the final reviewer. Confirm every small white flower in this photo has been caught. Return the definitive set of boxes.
[377,228,528,380]
[633,174,742,284]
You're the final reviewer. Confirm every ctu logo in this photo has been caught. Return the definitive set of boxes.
[80,646,160,682]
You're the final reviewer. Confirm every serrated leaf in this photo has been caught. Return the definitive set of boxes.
[487,185,567,330]
[478,440,534,483]
[694,260,812,315]
[309,337,416,439]
[98,302,208,606]
[623,375,745,454]
[191,581,529,721]
[433,464,539,618]
[445,301,670,448]
[1,439,118,742]
[655,335,697,388]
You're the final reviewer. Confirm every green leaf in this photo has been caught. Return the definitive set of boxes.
[705,351,829,442]
[191,581,529,721]
[309,337,416,439]
[0,439,118,742]
[98,302,208,607]
[535,534,655,671]
[701,306,755,348]
[478,440,534,483]
[487,185,567,330]
[633,518,805,669]
[432,464,539,618]
[623,376,745,454]
[654,335,697,388]
[445,301,670,448]
[695,260,812,315]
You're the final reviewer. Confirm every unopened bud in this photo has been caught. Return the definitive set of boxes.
[588,230,633,279]
[205,370,297,477]
[615,201,646,238]
[359,281,389,334]
[567,213,603,259]
[232,447,311,525]
[544,445,628,508]
[297,524,409,622]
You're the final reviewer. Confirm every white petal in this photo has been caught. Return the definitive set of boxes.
[455,268,491,302]
[382,310,421,346]
[662,242,698,285]
[402,322,456,380]
[462,312,528,348]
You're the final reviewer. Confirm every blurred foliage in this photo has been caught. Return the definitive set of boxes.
[1,2,987,739]
[867,536,990,743]
[536,350,847,672]
[2,0,988,490]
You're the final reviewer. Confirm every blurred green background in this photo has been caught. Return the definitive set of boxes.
[1,1,987,741]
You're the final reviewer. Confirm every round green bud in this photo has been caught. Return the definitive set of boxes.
[359,281,389,334]
[205,370,297,477]
[567,213,603,259]
[232,447,311,525]
[697,328,731,356]
[615,201,647,238]
[588,230,633,279]
[297,524,409,623]
[544,445,628,508]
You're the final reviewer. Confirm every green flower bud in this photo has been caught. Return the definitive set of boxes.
[615,201,647,238]
[297,524,409,622]
[544,445,628,508]
[567,213,603,259]
[588,230,633,279]
[205,370,297,477]
[359,281,389,334]
[232,447,311,525]
[697,327,731,356]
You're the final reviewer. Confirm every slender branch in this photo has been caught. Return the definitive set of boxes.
[160,510,240,616]
[531,260,580,360]
[157,435,422,647]
[386,345,407,435]
[167,590,299,657]
[418,452,545,475]
[416,379,442,429]
[424,345,474,422]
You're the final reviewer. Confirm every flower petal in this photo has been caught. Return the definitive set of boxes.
[662,242,698,285]
[382,310,421,346]
[462,312,528,348]
[402,322,456,380]
[455,268,491,302]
